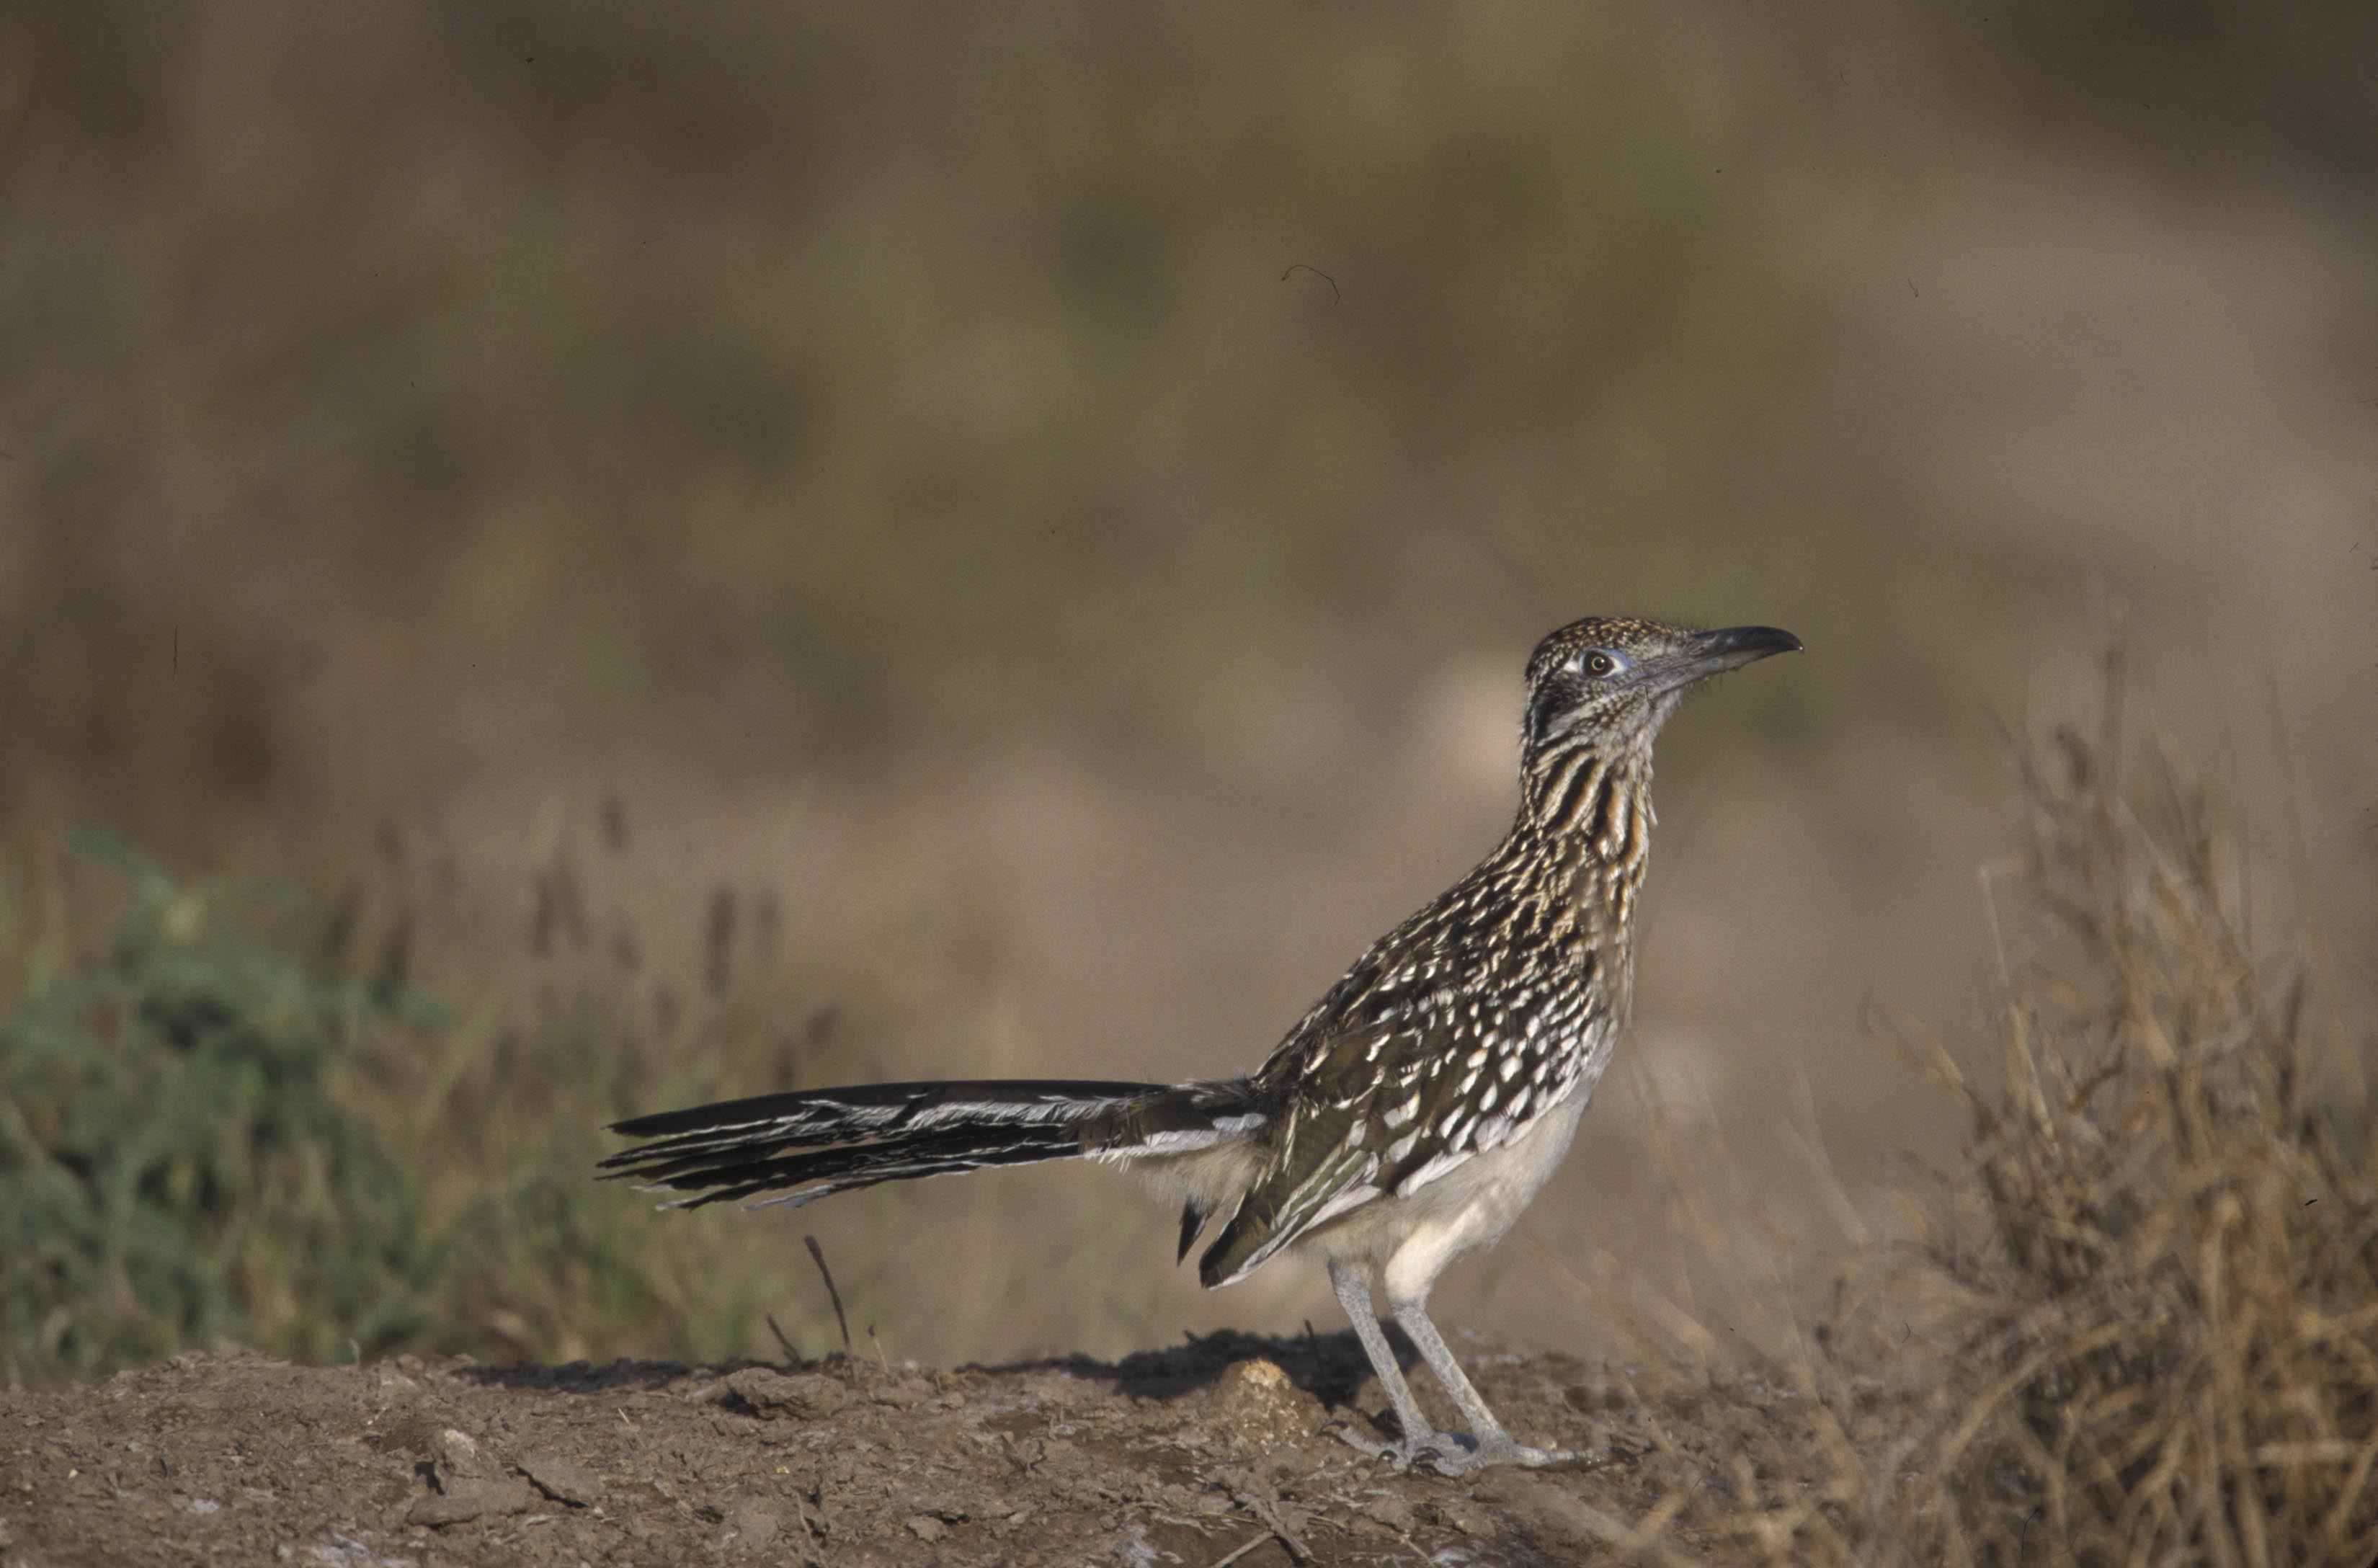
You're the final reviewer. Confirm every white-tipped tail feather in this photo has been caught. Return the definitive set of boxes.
[600,1078,1267,1213]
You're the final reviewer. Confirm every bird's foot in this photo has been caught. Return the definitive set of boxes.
[1330,1421,1464,1473]
[1332,1422,1577,1476]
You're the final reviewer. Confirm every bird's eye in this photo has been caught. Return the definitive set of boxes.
[1582,651,1618,677]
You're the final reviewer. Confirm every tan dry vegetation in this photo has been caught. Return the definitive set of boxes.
[1854,666,2378,1565]
[1688,653,2378,1566]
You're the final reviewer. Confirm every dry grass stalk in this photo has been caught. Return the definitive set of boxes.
[1616,644,2377,1566]
[1822,646,2378,1566]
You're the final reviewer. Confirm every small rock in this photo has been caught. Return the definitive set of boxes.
[1211,1358,1321,1443]
[1362,1493,1418,1533]
[904,1514,948,1543]
[519,1453,600,1506]
[723,1368,852,1420]
[1234,1357,1289,1391]
[406,1477,536,1528]
[432,1428,489,1481]
[721,1499,781,1551]
[873,1378,932,1409]
[1432,1499,1494,1537]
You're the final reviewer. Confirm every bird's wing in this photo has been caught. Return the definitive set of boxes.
[1198,932,1613,1288]
[1194,910,1464,1288]
[1197,977,1468,1288]
[1194,1079,1385,1288]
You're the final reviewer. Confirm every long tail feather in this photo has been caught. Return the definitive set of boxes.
[600,1077,1265,1211]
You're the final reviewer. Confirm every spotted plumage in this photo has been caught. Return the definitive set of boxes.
[601,614,1800,1474]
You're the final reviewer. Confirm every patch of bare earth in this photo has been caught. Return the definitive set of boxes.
[0,1335,1854,1567]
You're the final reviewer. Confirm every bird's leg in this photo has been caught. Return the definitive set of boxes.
[1386,1293,1575,1473]
[1327,1260,1469,1471]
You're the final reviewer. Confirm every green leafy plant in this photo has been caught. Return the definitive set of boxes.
[1,831,437,1381]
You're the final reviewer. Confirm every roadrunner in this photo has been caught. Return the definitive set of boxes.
[602,615,1800,1474]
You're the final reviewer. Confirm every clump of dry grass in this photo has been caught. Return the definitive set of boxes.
[1598,646,2378,1567]
[330,797,861,1369]
[1765,647,2378,1566]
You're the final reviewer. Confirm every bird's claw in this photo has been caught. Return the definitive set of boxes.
[1330,1420,1438,1471]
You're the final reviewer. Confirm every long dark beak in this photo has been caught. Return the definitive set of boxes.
[1653,625,1803,692]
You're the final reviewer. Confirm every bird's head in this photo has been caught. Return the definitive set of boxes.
[1519,615,1802,778]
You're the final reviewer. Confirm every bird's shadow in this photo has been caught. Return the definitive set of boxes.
[451,1324,1416,1409]
[989,1322,1416,1407]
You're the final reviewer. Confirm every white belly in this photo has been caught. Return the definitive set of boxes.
[1311,1090,1591,1304]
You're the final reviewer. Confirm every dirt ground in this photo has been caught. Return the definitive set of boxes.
[0,1332,1846,1567]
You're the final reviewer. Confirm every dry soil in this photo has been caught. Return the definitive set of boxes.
[0,1332,1830,1567]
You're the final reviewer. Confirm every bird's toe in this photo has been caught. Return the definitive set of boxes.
[1479,1438,1579,1469]
[1331,1422,1482,1474]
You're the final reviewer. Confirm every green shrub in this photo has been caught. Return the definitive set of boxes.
[2,819,863,1381]
[0,831,436,1381]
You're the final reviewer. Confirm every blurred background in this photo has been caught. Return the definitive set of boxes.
[2,0,2374,1378]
